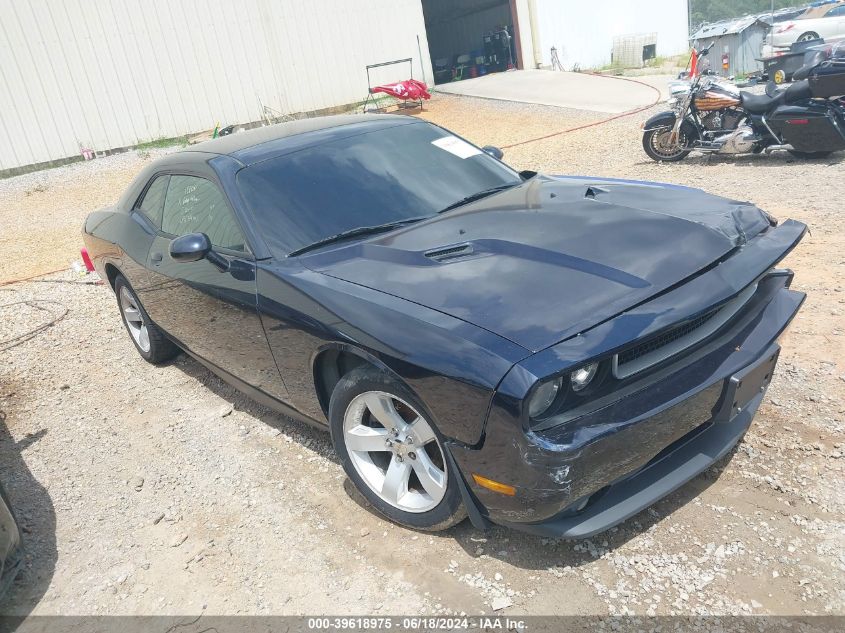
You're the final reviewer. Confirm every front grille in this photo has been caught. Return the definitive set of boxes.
[617,307,720,366]
[613,282,758,379]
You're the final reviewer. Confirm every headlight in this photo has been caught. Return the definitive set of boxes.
[570,362,599,392]
[527,360,612,429]
[527,377,563,418]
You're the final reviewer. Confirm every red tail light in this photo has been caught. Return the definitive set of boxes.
[787,119,809,125]
[80,247,95,272]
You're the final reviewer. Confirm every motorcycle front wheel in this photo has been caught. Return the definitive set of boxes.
[643,125,693,162]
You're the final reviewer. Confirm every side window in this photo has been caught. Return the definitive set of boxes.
[137,175,169,228]
[830,6,845,16]
[162,175,246,251]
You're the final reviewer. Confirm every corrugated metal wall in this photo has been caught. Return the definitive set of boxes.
[0,0,433,172]
[695,28,765,77]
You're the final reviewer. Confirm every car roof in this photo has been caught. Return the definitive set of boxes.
[801,2,844,19]
[177,113,416,166]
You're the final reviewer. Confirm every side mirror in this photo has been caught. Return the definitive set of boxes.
[170,233,230,271]
[170,232,212,263]
[482,145,504,160]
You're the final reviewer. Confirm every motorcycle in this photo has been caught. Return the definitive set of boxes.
[642,41,845,161]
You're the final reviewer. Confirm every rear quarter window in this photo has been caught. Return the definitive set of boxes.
[137,175,169,228]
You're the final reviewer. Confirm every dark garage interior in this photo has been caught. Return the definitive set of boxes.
[421,0,521,85]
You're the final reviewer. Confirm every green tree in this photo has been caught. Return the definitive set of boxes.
[690,0,799,31]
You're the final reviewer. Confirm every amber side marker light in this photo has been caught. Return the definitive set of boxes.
[472,473,516,496]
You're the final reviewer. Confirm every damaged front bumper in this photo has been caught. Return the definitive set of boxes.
[496,348,778,538]
[447,221,806,538]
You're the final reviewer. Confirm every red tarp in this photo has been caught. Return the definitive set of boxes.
[370,79,431,101]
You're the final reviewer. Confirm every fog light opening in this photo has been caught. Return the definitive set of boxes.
[570,362,599,392]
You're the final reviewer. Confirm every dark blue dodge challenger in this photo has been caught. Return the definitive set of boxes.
[83,115,805,537]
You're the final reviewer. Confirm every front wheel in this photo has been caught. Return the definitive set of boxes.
[642,125,693,162]
[788,150,833,159]
[329,366,466,531]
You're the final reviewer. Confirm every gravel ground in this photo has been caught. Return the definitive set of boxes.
[0,91,843,618]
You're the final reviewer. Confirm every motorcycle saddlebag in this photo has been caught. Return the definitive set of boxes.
[769,104,845,152]
[809,63,845,98]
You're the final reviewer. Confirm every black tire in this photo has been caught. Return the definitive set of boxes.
[788,150,833,159]
[113,275,179,364]
[642,124,694,162]
[329,366,466,531]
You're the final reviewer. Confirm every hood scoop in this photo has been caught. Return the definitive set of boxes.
[424,243,474,263]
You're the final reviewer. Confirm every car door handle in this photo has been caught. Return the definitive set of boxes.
[151,252,163,264]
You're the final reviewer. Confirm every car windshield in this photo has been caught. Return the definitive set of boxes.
[236,120,522,256]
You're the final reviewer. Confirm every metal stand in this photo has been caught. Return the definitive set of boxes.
[551,47,564,71]
[362,58,424,113]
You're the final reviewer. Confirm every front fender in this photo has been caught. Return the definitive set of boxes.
[643,111,679,132]
[256,262,531,445]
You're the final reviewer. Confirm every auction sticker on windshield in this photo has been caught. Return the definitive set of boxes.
[431,135,482,159]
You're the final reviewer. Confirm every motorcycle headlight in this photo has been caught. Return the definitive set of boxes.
[527,376,564,419]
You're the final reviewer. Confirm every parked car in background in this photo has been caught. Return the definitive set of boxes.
[770,2,845,49]
[83,115,806,537]
[0,482,22,599]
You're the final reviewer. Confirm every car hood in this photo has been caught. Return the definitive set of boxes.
[302,176,775,352]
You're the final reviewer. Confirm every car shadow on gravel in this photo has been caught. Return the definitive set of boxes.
[445,450,737,570]
[340,439,738,570]
[0,411,57,618]
[173,355,339,460]
[171,353,737,571]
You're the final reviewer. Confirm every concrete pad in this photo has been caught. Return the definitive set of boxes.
[435,69,669,113]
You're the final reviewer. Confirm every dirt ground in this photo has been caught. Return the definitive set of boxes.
[0,92,843,618]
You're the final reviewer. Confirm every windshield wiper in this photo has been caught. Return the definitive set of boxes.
[288,217,428,257]
[437,183,519,214]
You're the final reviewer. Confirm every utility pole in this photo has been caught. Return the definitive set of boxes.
[688,0,692,37]
[771,0,775,47]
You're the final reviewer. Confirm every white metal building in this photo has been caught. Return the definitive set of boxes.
[0,0,689,174]
[0,0,435,174]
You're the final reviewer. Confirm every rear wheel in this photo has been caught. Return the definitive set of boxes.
[797,32,820,43]
[643,125,693,162]
[114,275,179,364]
[329,366,466,531]
[788,150,833,159]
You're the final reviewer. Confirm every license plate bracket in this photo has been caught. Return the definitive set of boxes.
[715,345,780,422]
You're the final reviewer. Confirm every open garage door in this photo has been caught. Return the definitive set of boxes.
[421,0,523,85]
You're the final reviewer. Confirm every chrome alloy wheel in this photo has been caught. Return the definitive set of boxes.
[119,286,150,353]
[649,128,689,159]
[342,391,447,513]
